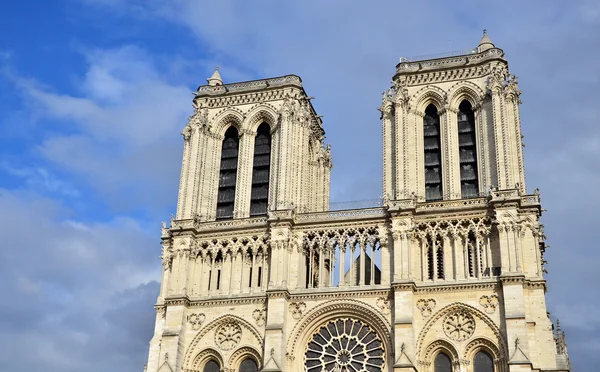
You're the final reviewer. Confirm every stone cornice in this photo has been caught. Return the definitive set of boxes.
[163,294,267,308]
[196,75,303,97]
[295,207,388,225]
[414,280,500,293]
[394,48,506,82]
[288,287,391,302]
[158,278,546,308]
[164,193,540,237]
[170,216,268,235]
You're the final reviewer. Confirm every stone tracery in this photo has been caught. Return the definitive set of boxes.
[304,318,385,372]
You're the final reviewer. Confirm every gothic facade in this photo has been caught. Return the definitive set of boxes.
[144,32,571,372]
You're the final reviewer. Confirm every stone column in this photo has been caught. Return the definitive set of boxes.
[443,106,461,199]
[235,129,256,219]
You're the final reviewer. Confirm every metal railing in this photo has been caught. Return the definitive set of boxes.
[328,198,384,211]
[399,48,478,63]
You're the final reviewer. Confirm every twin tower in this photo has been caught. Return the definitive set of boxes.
[145,32,570,372]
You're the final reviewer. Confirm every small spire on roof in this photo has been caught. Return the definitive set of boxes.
[478,29,495,52]
[207,66,223,86]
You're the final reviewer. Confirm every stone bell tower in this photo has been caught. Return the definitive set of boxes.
[176,69,331,222]
[378,30,570,372]
[145,70,332,372]
[381,30,525,202]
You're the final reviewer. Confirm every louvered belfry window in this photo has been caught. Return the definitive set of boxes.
[250,123,271,216]
[424,104,443,201]
[458,100,479,198]
[216,126,239,220]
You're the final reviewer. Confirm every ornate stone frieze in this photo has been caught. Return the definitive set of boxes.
[416,298,436,317]
[215,321,242,350]
[479,295,499,314]
[414,216,491,241]
[187,313,206,331]
[443,311,476,341]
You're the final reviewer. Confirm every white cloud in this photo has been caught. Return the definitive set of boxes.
[1,161,80,197]
[13,46,193,211]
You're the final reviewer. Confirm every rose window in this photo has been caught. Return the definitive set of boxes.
[443,311,476,341]
[305,318,385,372]
[215,322,242,350]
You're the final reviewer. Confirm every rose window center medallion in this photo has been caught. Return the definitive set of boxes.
[305,318,385,372]
[215,321,242,351]
[443,311,475,341]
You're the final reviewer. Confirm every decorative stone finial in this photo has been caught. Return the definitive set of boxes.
[478,29,495,52]
[207,66,223,86]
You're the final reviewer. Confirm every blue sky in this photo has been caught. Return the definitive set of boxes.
[0,1,598,371]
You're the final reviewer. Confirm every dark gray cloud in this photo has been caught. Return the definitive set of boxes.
[0,189,159,371]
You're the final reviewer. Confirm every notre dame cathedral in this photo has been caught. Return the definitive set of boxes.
[144,31,571,372]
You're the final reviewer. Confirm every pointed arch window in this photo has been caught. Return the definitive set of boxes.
[239,358,258,372]
[203,360,220,372]
[474,350,494,372]
[434,352,452,372]
[216,126,239,220]
[458,100,479,198]
[424,104,443,201]
[426,236,444,280]
[250,123,271,216]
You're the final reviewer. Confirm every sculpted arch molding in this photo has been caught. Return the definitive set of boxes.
[286,299,392,364]
[447,81,486,110]
[416,302,507,363]
[410,85,447,112]
[183,314,263,369]
[212,108,245,138]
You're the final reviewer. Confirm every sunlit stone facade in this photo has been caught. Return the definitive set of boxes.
[145,32,571,372]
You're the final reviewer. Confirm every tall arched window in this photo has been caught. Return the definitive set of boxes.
[474,350,494,372]
[216,126,239,219]
[250,123,271,216]
[424,104,443,201]
[203,360,220,372]
[239,358,258,372]
[434,352,452,372]
[436,236,444,280]
[466,232,482,278]
[426,236,444,280]
[427,237,434,280]
[458,100,479,198]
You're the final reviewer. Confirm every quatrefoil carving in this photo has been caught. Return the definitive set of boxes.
[215,321,242,350]
[377,297,391,314]
[253,306,266,326]
[443,311,476,341]
[479,295,499,314]
[290,302,306,320]
[416,299,436,317]
[187,313,206,331]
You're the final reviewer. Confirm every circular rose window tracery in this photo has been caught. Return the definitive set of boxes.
[305,318,384,372]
